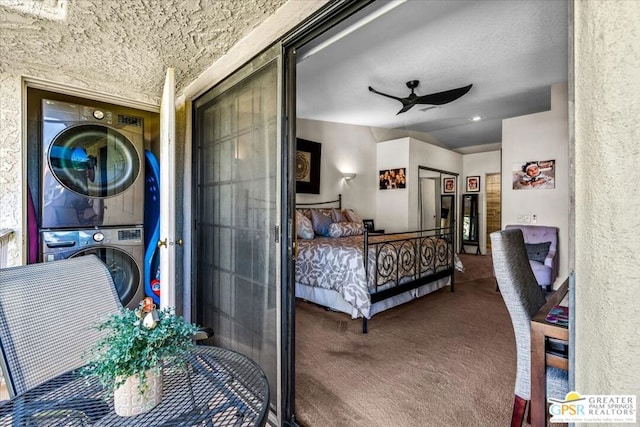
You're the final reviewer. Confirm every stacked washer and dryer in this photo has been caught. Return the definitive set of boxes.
[40,99,146,309]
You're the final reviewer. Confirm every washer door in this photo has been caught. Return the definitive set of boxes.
[48,124,140,198]
[70,247,141,308]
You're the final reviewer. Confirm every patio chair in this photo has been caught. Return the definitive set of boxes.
[0,255,213,399]
[0,255,123,398]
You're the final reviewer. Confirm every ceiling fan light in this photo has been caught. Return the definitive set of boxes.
[470,115,483,122]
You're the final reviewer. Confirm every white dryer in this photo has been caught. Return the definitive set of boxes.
[41,99,144,228]
[41,227,145,309]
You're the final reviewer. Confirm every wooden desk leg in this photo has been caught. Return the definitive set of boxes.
[530,325,546,427]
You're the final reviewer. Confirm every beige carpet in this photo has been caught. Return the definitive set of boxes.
[295,254,517,427]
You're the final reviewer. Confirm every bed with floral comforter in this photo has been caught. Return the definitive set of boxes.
[295,228,455,332]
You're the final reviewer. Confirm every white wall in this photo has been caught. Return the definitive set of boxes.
[408,138,463,230]
[574,1,640,403]
[374,137,464,232]
[376,138,410,231]
[501,82,569,287]
[296,119,377,219]
[293,129,464,234]
[462,150,501,254]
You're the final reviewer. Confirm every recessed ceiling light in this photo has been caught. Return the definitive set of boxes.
[470,116,483,122]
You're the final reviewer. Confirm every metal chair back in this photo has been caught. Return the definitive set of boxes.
[0,255,122,397]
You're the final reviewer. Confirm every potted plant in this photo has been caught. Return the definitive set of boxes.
[82,297,198,416]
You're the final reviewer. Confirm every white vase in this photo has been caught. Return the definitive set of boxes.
[113,369,163,417]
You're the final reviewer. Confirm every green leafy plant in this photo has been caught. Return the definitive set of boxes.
[81,304,199,395]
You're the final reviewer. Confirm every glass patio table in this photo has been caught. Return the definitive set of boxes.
[0,346,269,426]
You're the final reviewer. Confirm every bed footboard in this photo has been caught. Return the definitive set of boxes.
[362,227,455,333]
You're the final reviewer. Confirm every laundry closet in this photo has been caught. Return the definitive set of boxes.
[26,88,161,309]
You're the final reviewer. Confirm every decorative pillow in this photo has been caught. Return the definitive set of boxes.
[344,208,363,224]
[332,208,348,223]
[310,208,334,237]
[328,222,364,238]
[296,211,315,240]
[298,208,312,220]
[525,242,551,263]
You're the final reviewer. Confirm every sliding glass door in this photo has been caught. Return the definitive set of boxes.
[192,45,281,420]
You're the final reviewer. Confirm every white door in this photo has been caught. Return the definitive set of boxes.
[159,68,176,309]
[420,177,437,230]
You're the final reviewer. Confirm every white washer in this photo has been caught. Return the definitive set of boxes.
[41,227,145,309]
[41,99,144,228]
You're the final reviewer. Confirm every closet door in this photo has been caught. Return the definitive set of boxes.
[192,45,281,421]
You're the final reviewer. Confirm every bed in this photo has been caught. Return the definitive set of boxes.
[295,195,457,332]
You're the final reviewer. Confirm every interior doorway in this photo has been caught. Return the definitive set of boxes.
[485,172,501,250]
[289,0,566,424]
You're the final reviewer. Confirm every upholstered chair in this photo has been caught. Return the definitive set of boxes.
[504,224,558,291]
[490,228,567,427]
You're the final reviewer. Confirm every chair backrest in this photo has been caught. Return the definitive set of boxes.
[0,255,123,397]
[504,224,558,254]
[490,228,546,400]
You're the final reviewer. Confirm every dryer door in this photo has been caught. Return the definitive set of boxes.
[48,124,140,198]
[70,247,142,309]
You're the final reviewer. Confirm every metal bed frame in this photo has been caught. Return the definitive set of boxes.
[296,195,455,333]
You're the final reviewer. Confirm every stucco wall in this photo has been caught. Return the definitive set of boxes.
[0,73,23,267]
[574,0,640,405]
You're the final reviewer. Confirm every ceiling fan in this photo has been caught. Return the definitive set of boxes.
[368,80,473,115]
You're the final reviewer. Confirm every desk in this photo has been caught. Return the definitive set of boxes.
[0,346,269,426]
[530,278,569,427]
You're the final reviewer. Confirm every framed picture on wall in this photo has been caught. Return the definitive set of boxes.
[512,159,556,190]
[466,176,480,192]
[296,138,321,194]
[379,167,406,190]
[443,177,456,193]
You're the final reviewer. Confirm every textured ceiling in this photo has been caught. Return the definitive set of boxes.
[297,0,568,151]
[0,0,567,151]
[0,0,288,103]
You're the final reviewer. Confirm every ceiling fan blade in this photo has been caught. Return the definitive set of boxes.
[414,84,473,105]
[369,86,414,113]
[368,86,405,103]
[397,103,416,115]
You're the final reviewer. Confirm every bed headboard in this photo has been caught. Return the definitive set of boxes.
[295,194,341,209]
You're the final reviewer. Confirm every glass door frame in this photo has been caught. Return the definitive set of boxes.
[279,1,375,424]
[191,44,283,424]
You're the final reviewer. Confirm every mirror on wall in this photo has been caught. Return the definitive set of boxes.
[440,195,454,230]
[461,193,480,255]
[418,168,458,234]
